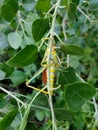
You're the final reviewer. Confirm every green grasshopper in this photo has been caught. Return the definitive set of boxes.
[26,44,60,94]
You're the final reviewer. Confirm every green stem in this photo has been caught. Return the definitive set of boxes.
[17,11,27,38]
[47,0,61,130]
[0,86,26,108]
[62,17,67,41]
[19,86,47,130]
[77,6,92,23]
[62,17,69,67]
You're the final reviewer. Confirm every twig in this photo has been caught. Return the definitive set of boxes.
[38,31,50,51]
[0,86,26,108]
[76,74,98,121]
[17,101,23,120]
[66,55,70,67]
[29,86,47,106]
[54,32,63,44]
[62,17,70,67]
[17,10,27,38]
[92,97,98,114]
[19,86,47,130]
[77,6,92,23]
[47,0,61,130]
[31,104,49,111]
[76,72,85,83]
[45,4,56,18]
[62,17,67,41]
[92,97,98,128]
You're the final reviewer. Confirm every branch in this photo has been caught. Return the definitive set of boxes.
[0,86,26,108]
[77,6,92,23]
[47,0,61,130]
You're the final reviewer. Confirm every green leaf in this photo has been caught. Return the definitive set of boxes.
[0,33,9,50]
[21,36,34,49]
[89,0,98,8]
[73,113,85,130]
[25,122,36,130]
[36,0,51,13]
[64,83,96,111]
[60,44,85,55]
[35,111,45,121]
[59,67,77,87]
[10,70,26,86]
[66,28,75,35]
[0,70,6,80]
[0,63,14,76]
[6,45,38,67]
[11,116,20,129]
[0,0,4,7]
[0,94,7,108]
[0,109,18,130]
[8,31,22,49]
[66,37,84,45]
[32,18,49,42]
[68,3,77,22]
[33,94,48,108]
[24,13,38,36]
[55,108,74,121]
[72,0,79,5]
[61,0,68,6]
[23,2,36,12]
[1,0,18,21]
[69,56,80,68]
[89,0,98,18]
[19,105,31,130]
[67,0,79,22]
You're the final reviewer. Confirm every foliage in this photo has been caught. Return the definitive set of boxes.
[0,0,98,130]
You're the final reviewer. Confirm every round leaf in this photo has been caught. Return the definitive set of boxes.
[24,13,38,36]
[6,45,38,67]
[0,33,9,50]
[0,70,6,80]
[36,0,51,13]
[55,108,74,121]
[68,3,77,23]
[32,18,49,42]
[64,83,96,111]
[59,67,77,87]
[89,0,98,18]
[1,0,18,21]
[0,63,14,76]
[35,111,45,121]
[8,31,22,49]
[10,70,26,86]
[60,44,85,55]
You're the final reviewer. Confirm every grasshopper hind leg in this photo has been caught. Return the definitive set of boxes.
[25,65,49,94]
[26,81,49,94]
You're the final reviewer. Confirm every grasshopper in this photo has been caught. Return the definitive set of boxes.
[26,44,60,94]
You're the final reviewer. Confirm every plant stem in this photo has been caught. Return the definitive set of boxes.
[0,86,26,108]
[17,10,27,38]
[19,86,47,130]
[47,0,61,130]
[62,17,70,67]
[77,6,92,23]
[93,97,98,114]
[28,86,47,108]
[62,17,67,41]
